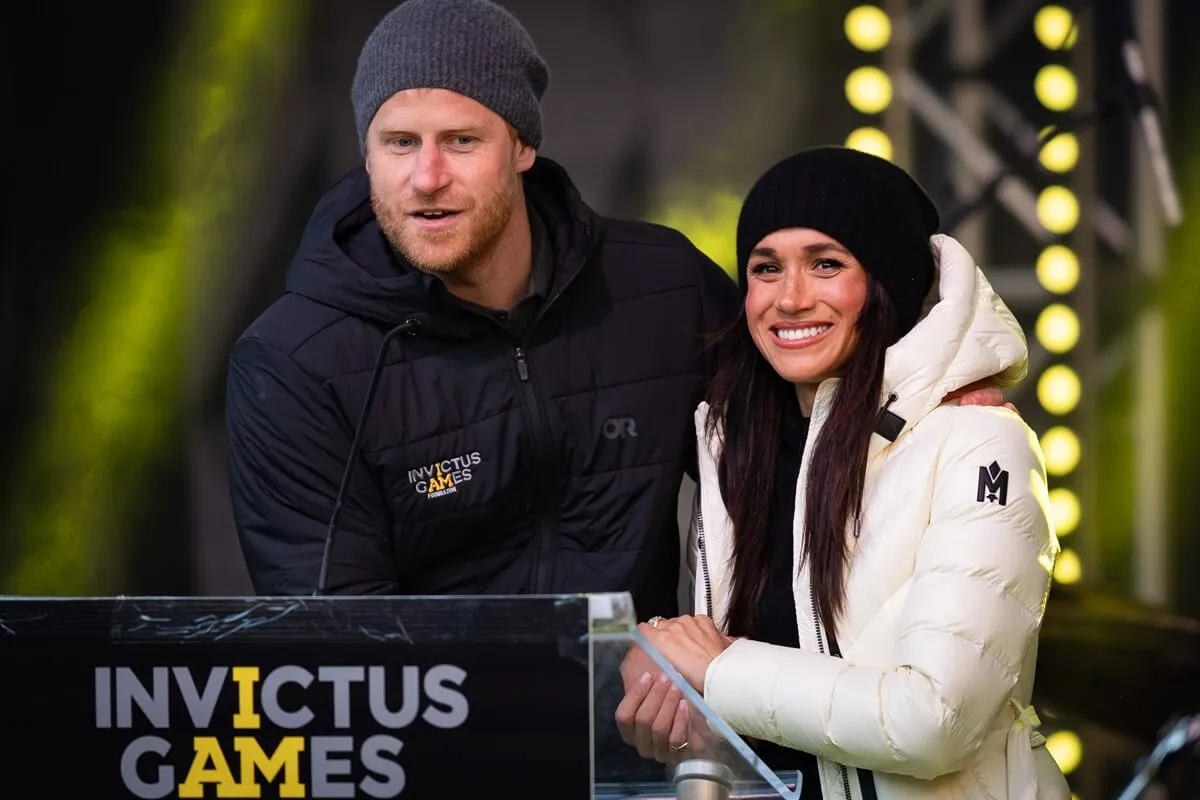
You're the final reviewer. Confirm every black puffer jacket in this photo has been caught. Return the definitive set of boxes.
[225,157,740,618]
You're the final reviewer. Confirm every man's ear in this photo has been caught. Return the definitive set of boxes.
[516,141,536,173]
[510,125,536,172]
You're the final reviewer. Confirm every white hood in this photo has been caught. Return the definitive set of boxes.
[873,233,1028,445]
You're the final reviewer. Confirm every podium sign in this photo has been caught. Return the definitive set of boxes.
[0,596,591,799]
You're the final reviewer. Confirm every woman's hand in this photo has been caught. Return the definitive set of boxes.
[617,619,690,764]
[639,614,735,691]
[614,664,690,764]
[614,615,735,764]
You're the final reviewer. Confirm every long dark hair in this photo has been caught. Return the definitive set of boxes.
[704,279,900,640]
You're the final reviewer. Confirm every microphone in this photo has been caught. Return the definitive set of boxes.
[1119,0,1183,226]
[313,317,422,596]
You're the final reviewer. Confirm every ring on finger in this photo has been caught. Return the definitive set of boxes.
[648,616,665,628]
[670,741,689,752]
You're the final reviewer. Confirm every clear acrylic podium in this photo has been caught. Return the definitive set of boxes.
[589,592,802,800]
[0,592,801,799]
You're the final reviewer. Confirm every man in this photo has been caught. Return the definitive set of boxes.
[225,0,1003,618]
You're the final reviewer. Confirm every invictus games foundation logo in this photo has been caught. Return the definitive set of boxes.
[94,663,470,798]
[407,452,481,499]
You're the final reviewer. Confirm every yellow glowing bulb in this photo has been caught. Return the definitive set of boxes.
[845,127,893,160]
[846,66,893,114]
[1041,426,1081,476]
[1034,6,1078,49]
[1046,729,1083,772]
[1037,245,1080,294]
[1038,365,1081,415]
[845,5,892,51]
[1038,129,1079,173]
[1037,186,1080,234]
[1035,65,1078,111]
[1054,550,1083,585]
[1049,488,1081,535]
[1036,304,1080,354]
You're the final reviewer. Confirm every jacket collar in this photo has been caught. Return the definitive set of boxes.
[281,157,600,333]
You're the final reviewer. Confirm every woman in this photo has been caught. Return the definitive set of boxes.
[622,147,1070,799]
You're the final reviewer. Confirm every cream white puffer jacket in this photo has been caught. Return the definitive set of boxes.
[689,235,1070,800]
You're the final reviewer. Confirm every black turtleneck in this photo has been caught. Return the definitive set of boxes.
[749,402,823,795]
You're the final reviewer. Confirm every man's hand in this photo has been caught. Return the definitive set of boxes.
[944,379,1017,413]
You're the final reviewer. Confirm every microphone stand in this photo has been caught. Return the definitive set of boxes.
[1113,714,1200,800]
[313,317,422,596]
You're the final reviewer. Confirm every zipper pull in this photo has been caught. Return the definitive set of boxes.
[514,347,530,381]
[875,391,905,442]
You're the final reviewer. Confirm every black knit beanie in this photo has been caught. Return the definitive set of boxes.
[736,146,940,335]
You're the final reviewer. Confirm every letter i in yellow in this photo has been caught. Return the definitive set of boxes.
[231,667,261,729]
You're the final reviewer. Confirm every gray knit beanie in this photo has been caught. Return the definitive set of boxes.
[352,0,550,153]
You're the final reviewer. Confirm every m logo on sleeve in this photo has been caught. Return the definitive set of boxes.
[977,461,1009,506]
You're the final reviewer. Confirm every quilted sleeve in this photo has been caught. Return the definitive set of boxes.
[703,407,1059,779]
[226,336,398,596]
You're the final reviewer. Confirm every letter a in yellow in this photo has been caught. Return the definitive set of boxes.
[178,737,238,798]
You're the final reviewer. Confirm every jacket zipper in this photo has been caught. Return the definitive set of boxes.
[513,346,557,592]
[808,585,852,798]
[813,583,880,800]
[694,492,713,617]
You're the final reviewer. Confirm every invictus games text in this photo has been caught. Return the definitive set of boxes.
[94,664,470,798]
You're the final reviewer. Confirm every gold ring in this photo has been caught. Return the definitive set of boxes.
[670,741,689,752]
[648,616,665,628]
